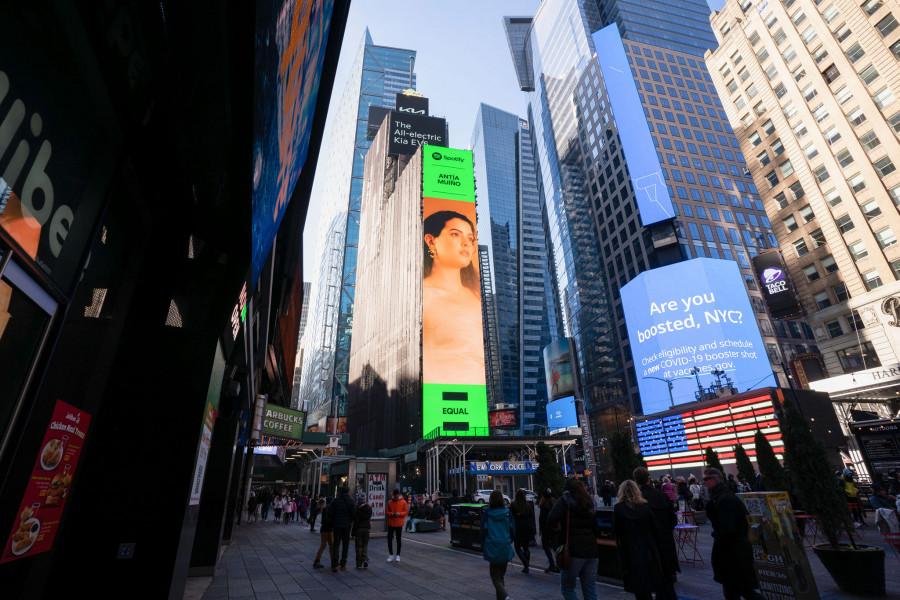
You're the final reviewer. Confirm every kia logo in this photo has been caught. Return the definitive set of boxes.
[432,152,442,160]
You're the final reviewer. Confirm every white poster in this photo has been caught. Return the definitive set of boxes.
[367,473,387,520]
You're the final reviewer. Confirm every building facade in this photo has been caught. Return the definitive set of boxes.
[470,104,559,434]
[299,31,417,427]
[596,0,718,55]
[708,0,900,383]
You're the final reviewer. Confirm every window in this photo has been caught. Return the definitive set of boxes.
[892,258,900,280]
[781,160,795,177]
[804,264,821,282]
[774,191,789,209]
[823,254,838,273]
[766,171,780,188]
[784,101,799,118]
[749,131,761,146]
[784,215,799,232]
[757,46,770,63]
[876,226,897,248]
[848,107,867,127]
[862,0,884,16]
[742,113,755,128]
[775,82,787,99]
[826,320,844,338]
[860,64,880,85]
[735,96,747,110]
[892,39,900,60]
[802,84,817,101]
[875,156,896,177]
[801,25,818,45]
[890,112,900,134]
[863,269,884,290]
[815,290,832,309]
[825,189,842,207]
[790,181,805,200]
[720,23,731,37]
[823,63,841,84]
[836,213,855,233]
[793,121,808,138]
[834,24,852,44]
[765,12,778,29]
[738,67,750,82]
[727,79,738,93]
[823,5,839,24]
[800,204,814,222]
[825,126,841,145]
[848,173,867,193]
[812,104,829,121]
[862,199,883,220]
[860,131,881,153]
[791,8,806,24]
[834,85,852,104]
[834,281,849,301]
[848,310,865,331]
[772,139,784,156]
[783,46,797,63]
[758,150,771,166]
[811,228,826,247]
[845,43,865,64]
[794,238,809,256]
[749,30,760,45]
[731,51,743,66]
[762,120,775,135]
[753,101,766,117]
[836,149,854,168]
[765,63,779,81]
[890,184,900,206]
[874,87,896,108]
[803,142,819,159]
[812,45,829,64]
[774,28,788,45]
[814,164,830,182]
[747,84,758,99]
[877,14,899,37]
[837,340,881,372]
[849,239,869,260]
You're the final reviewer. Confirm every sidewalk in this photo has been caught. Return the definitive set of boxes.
[188,514,900,600]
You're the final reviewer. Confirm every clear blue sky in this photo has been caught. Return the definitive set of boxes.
[303,0,727,277]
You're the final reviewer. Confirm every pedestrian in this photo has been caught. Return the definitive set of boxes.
[549,478,602,600]
[600,481,613,507]
[308,494,320,532]
[510,488,535,573]
[273,494,283,523]
[676,477,689,512]
[298,492,309,523]
[752,473,766,492]
[330,486,356,572]
[841,469,864,526]
[481,489,515,600]
[661,477,676,508]
[246,492,258,523]
[260,488,271,521]
[352,494,372,569]
[283,494,294,524]
[688,477,703,511]
[634,467,679,600]
[539,489,560,574]
[385,488,408,563]
[614,480,666,600]
[736,475,752,494]
[704,467,761,600]
[726,474,739,495]
[312,499,333,569]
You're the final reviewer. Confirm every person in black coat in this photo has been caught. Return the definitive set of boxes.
[352,496,372,569]
[634,467,679,600]
[510,489,536,573]
[538,489,559,573]
[330,486,357,572]
[704,468,761,600]
[614,480,666,600]
[549,478,603,599]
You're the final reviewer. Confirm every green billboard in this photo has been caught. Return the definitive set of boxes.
[260,405,306,441]
[422,145,475,202]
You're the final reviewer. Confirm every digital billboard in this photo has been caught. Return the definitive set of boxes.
[251,0,334,285]
[621,258,776,415]
[543,338,576,401]
[752,250,805,319]
[422,145,488,437]
[386,112,446,156]
[489,408,518,428]
[546,395,578,431]
[634,393,783,471]
[592,25,675,227]
[396,92,429,115]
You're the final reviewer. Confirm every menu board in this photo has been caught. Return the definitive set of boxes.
[861,437,900,460]
[2,400,91,563]
[367,473,387,520]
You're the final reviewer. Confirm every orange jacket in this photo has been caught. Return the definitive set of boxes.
[386,497,409,528]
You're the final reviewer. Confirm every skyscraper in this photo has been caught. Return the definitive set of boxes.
[299,31,416,427]
[470,104,560,433]
[708,1,900,396]
[595,0,718,55]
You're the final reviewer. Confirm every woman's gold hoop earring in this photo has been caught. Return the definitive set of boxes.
[428,248,436,258]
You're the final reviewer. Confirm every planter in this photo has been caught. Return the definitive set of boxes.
[812,543,885,596]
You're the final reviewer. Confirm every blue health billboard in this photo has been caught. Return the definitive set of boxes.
[621,258,775,415]
[592,25,675,227]
[546,395,578,430]
[251,0,335,284]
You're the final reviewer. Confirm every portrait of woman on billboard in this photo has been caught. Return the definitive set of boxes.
[422,208,486,386]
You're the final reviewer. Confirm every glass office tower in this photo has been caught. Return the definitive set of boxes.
[470,104,559,433]
[299,30,416,427]
[595,0,718,55]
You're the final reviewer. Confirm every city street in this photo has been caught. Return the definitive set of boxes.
[188,514,900,600]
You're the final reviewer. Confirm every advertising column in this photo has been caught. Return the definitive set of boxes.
[421,144,489,437]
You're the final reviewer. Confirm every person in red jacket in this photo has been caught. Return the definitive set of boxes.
[385,489,409,563]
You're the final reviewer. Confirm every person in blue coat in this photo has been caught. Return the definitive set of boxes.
[481,490,516,600]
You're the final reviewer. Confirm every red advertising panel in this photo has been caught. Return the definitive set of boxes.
[489,409,518,428]
[2,400,91,563]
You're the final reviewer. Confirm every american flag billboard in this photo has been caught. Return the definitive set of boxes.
[635,393,784,471]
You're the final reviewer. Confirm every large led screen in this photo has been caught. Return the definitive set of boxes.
[251,0,334,285]
[635,394,783,471]
[546,395,578,431]
[421,145,488,437]
[592,25,675,227]
[621,258,775,415]
[543,338,576,401]
[752,250,805,320]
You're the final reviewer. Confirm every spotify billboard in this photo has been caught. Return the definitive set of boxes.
[421,145,488,436]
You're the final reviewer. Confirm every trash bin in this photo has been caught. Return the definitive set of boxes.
[450,503,484,551]
[595,507,623,581]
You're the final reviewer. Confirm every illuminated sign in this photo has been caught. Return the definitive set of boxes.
[387,112,446,156]
[752,250,804,319]
[251,0,335,285]
[396,92,429,115]
[621,258,775,415]
[230,280,248,340]
[592,25,675,227]
[422,144,488,437]
[543,339,576,401]
[489,409,518,428]
[448,461,539,475]
[260,406,306,441]
[634,394,783,470]
[546,395,578,430]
